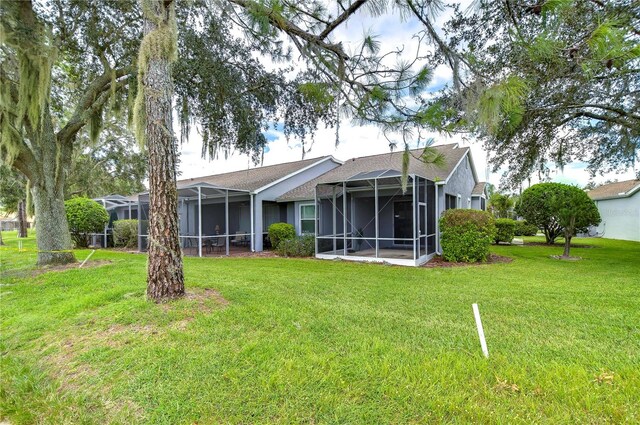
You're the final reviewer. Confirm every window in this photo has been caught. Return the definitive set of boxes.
[299,204,315,234]
[481,198,486,211]
[445,194,457,210]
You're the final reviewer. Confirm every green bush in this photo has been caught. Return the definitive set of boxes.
[113,219,138,248]
[440,209,496,262]
[514,220,538,236]
[494,218,516,243]
[64,197,109,248]
[276,235,315,257]
[268,222,296,249]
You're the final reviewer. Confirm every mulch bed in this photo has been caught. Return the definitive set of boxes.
[422,254,513,268]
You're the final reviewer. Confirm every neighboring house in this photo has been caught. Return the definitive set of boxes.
[101,142,485,265]
[586,179,640,242]
[0,214,32,231]
[470,182,489,211]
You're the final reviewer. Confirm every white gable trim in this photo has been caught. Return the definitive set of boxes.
[252,156,343,194]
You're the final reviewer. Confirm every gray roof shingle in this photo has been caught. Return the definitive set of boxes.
[587,179,640,200]
[277,143,469,202]
[175,156,334,192]
[471,182,487,196]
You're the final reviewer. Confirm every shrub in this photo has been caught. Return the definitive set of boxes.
[113,219,138,248]
[268,222,296,249]
[494,218,516,243]
[514,220,538,236]
[439,209,496,262]
[64,197,109,248]
[276,235,315,257]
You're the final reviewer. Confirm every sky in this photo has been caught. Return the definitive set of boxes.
[176,2,638,191]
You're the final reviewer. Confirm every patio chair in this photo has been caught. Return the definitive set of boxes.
[203,238,213,254]
[231,231,244,247]
[211,237,225,253]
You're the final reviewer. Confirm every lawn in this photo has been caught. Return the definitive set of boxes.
[1,231,639,424]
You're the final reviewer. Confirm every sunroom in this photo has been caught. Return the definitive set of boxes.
[137,183,254,256]
[315,170,437,266]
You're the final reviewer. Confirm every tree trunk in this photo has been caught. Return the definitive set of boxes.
[0,229,4,246]
[29,110,76,266]
[31,178,76,266]
[17,200,28,238]
[563,234,572,257]
[141,0,185,302]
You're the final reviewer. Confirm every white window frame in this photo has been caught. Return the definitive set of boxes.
[299,203,316,235]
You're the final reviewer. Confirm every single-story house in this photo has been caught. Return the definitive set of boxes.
[587,179,640,242]
[120,142,487,266]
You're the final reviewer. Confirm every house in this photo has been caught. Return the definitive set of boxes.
[136,155,342,255]
[276,143,484,265]
[128,142,485,265]
[587,179,640,242]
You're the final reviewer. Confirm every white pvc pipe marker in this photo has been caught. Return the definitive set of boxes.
[79,250,96,268]
[472,303,489,358]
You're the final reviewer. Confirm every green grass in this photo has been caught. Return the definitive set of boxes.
[1,230,639,424]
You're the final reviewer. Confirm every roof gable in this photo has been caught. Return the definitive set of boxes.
[277,143,473,202]
[175,156,336,193]
[587,179,640,200]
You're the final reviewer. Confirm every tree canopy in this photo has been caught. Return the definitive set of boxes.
[442,0,640,187]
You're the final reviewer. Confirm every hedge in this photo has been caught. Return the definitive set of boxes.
[514,220,538,236]
[268,222,296,249]
[439,209,496,262]
[113,219,138,248]
[494,218,516,244]
[276,235,315,257]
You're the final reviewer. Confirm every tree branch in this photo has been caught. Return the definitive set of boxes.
[56,67,135,145]
[318,0,368,40]
[226,0,349,60]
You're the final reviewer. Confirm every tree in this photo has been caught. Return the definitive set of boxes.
[1,0,139,265]
[517,183,566,244]
[135,0,185,301]
[65,121,147,199]
[548,186,600,258]
[64,197,109,248]
[489,193,514,219]
[443,0,640,187]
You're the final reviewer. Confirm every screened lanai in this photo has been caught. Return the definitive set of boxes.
[91,195,138,248]
[137,183,254,257]
[315,171,437,266]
